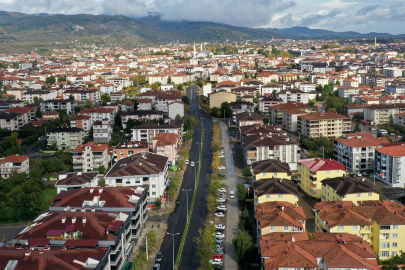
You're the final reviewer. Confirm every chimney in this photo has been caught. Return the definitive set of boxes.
[90,188,94,194]
[72,216,76,224]
[77,172,82,176]
[99,187,103,193]
[62,246,67,250]
[281,206,285,211]
[81,207,86,212]
[39,249,44,254]
[83,217,87,224]
[25,249,31,256]
[71,207,76,212]
[62,216,66,224]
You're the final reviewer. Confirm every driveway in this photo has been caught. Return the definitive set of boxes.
[297,190,318,232]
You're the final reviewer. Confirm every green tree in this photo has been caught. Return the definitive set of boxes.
[241,166,252,181]
[194,222,215,269]
[45,76,56,85]
[220,102,232,118]
[85,99,92,108]
[100,93,111,103]
[150,82,160,91]
[167,75,172,84]
[236,182,247,210]
[68,95,75,101]
[97,165,107,174]
[145,230,157,253]
[232,229,255,269]
[131,251,147,270]
[353,122,361,132]
[182,95,190,105]
[155,198,162,212]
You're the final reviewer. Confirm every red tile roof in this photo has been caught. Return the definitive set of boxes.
[298,158,346,172]
[375,144,405,157]
[72,142,108,153]
[0,154,29,163]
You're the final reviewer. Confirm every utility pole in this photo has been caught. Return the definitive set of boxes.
[167,232,179,270]
[182,189,191,222]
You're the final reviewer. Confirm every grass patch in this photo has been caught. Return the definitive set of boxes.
[218,177,227,180]
[40,186,57,200]
[219,183,227,188]
[99,180,105,187]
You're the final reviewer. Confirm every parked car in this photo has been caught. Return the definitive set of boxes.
[214,244,224,250]
[216,224,225,230]
[215,212,225,217]
[216,198,226,203]
[217,205,227,211]
[229,191,235,199]
[211,254,223,260]
[217,193,226,197]
[355,172,361,177]
[217,173,226,177]
[214,239,224,244]
[390,133,396,136]
[156,252,163,262]
[214,266,225,270]
[219,155,225,158]
[213,232,225,238]
[218,188,226,193]
[218,166,226,170]
[153,264,160,270]
[213,250,224,255]
[370,128,377,131]
[362,172,368,176]
[176,198,181,205]
[185,159,189,164]
[209,259,223,265]
[216,209,226,214]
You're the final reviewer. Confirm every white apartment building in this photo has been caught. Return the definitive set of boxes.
[385,81,405,94]
[77,107,115,126]
[382,67,403,77]
[23,90,57,103]
[282,109,308,132]
[364,103,405,124]
[41,99,75,115]
[47,127,84,150]
[334,133,389,172]
[297,112,352,138]
[277,89,310,104]
[93,119,112,144]
[299,82,316,92]
[338,86,360,98]
[72,142,109,172]
[375,145,405,188]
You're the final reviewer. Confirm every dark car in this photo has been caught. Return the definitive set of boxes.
[156,252,163,262]
[217,173,225,177]
[216,209,226,214]
[176,198,181,205]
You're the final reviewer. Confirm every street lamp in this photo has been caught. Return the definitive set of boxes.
[142,232,148,260]
[167,232,179,270]
[182,189,192,222]
[193,161,200,189]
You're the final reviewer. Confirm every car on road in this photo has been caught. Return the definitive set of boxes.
[216,197,226,203]
[209,259,223,265]
[390,133,396,136]
[370,128,377,131]
[214,244,224,249]
[229,191,235,199]
[176,198,181,205]
[217,205,227,211]
[191,162,195,167]
[153,264,160,270]
[218,188,226,193]
[217,173,226,177]
[156,252,163,262]
[185,159,189,164]
[213,232,225,238]
[215,212,225,217]
[215,224,225,230]
[379,129,388,134]
[218,166,225,170]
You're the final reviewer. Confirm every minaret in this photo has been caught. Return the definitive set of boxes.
[375,37,377,47]
[201,41,202,52]
[194,42,196,58]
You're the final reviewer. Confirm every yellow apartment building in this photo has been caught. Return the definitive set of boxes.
[253,178,299,205]
[251,159,292,181]
[299,158,346,199]
[321,176,380,203]
[314,200,405,259]
[208,91,236,108]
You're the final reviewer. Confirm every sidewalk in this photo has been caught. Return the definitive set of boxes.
[129,220,168,269]
[218,121,241,270]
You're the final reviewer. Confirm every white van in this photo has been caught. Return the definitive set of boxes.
[229,191,235,199]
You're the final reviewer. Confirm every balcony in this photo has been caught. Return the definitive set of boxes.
[110,252,122,266]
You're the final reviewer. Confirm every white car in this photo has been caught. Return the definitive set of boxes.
[185,159,189,164]
[213,233,225,238]
[217,188,226,193]
[210,259,223,265]
[219,155,225,158]
[216,198,226,203]
[217,193,226,197]
[217,205,227,211]
[213,249,224,255]
[214,244,224,250]
[215,212,225,217]
[218,166,225,170]
[215,224,225,230]
[214,239,224,244]
[370,128,377,131]
[191,162,195,167]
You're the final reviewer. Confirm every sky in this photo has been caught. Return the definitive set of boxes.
[0,0,404,34]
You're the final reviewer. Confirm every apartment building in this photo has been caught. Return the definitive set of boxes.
[167,101,185,120]
[104,152,169,202]
[113,141,149,161]
[77,107,115,126]
[235,112,264,128]
[314,200,405,259]
[121,101,135,112]
[3,106,35,127]
[72,142,109,172]
[253,178,299,205]
[70,115,92,133]
[258,95,283,115]
[277,89,311,104]
[338,86,359,98]
[334,133,389,172]
[299,82,316,92]
[385,80,405,94]
[394,111,405,126]
[111,91,126,102]
[136,90,182,114]
[131,120,183,144]
[47,127,84,150]
[121,110,164,129]
[0,112,20,130]
[282,109,309,132]
[22,89,57,103]
[208,91,237,108]
[297,112,352,138]
[242,133,300,170]
[55,171,99,194]
[151,133,179,165]
[261,84,282,95]
[93,119,112,144]
[364,103,405,124]
[374,144,405,188]
[298,158,346,199]
[260,232,378,270]
[251,159,292,181]
[239,124,287,143]
[269,102,316,125]
[0,154,29,179]
[41,99,75,115]
[63,89,100,102]
[321,176,379,202]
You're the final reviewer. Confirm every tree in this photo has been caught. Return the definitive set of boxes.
[167,75,172,84]
[68,95,75,101]
[45,76,56,85]
[236,182,247,210]
[220,102,232,118]
[182,95,190,105]
[131,251,147,270]
[232,229,255,269]
[85,99,92,108]
[32,59,38,68]
[207,194,217,213]
[33,96,43,105]
[145,230,157,253]
[241,166,252,181]
[150,82,160,91]
[97,165,107,174]
[194,222,215,269]
[353,122,361,132]
[155,198,162,212]
[35,106,42,118]
[100,93,111,103]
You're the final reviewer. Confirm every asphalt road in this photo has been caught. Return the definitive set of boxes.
[156,85,212,270]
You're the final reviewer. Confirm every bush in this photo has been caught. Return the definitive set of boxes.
[131,251,147,270]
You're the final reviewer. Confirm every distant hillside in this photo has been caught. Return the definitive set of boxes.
[0,11,404,53]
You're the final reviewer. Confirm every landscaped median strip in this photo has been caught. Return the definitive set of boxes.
[175,94,205,266]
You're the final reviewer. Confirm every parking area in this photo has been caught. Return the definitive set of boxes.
[0,224,27,244]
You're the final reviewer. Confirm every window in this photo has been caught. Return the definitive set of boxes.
[393,225,399,229]
[368,192,373,197]
[152,184,156,188]
[381,225,390,230]
[273,173,278,177]
[336,170,340,173]
[294,268,301,270]
[393,252,398,257]
[326,170,330,174]
[357,193,361,197]
[393,234,398,239]
[270,226,276,232]
[352,225,357,230]
[393,243,398,248]
[266,195,271,199]
[283,226,289,231]
[263,173,267,176]
[116,179,122,184]
[278,195,283,199]
[152,192,156,195]
[379,242,390,248]
[338,225,344,231]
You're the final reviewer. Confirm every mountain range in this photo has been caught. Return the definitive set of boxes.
[0,11,404,53]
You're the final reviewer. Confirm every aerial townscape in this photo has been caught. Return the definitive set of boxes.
[1,4,405,270]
